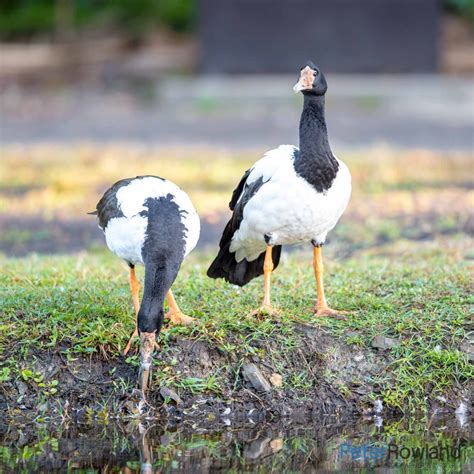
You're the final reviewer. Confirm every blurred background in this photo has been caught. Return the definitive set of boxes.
[0,0,472,257]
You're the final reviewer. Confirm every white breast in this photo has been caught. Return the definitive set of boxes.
[230,152,351,262]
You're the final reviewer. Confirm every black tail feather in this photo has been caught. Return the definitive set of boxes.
[209,172,281,286]
[207,242,281,287]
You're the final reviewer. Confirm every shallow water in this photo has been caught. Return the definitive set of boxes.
[0,415,472,473]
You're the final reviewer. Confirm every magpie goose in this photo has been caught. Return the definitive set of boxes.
[92,176,200,390]
[208,61,351,316]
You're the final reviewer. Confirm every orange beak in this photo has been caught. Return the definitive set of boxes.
[293,66,314,92]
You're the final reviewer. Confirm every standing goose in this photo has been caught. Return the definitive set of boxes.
[91,176,200,390]
[208,61,351,316]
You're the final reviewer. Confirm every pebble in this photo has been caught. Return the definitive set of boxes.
[242,363,271,393]
[270,439,283,451]
[459,342,474,362]
[269,373,283,387]
[160,386,182,405]
[371,335,400,350]
[374,399,383,414]
[16,381,28,397]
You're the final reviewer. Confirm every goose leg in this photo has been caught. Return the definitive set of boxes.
[124,266,140,355]
[313,245,347,317]
[165,289,195,325]
[250,245,278,316]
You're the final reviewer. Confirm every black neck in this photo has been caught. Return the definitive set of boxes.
[299,94,331,157]
[138,259,180,334]
[293,94,339,193]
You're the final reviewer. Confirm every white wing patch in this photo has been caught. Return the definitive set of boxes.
[105,215,148,265]
[104,176,200,264]
[247,145,297,184]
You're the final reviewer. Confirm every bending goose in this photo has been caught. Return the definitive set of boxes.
[208,61,351,316]
[91,176,200,390]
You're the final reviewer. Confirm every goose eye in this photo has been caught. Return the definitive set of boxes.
[313,70,319,76]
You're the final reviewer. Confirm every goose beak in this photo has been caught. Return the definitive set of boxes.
[294,65,314,93]
[293,82,304,93]
[139,331,156,392]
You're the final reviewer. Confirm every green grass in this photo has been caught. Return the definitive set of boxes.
[1,241,472,413]
[0,144,472,414]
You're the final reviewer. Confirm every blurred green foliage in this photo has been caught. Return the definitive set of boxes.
[0,0,196,40]
[0,0,472,40]
[446,0,474,20]
[0,1,55,38]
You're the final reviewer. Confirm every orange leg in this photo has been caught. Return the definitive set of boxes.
[165,289,194,325]
[250,245,278,316]
[263,245,273,308]
[313,246,346,317]
[124,266,140,355]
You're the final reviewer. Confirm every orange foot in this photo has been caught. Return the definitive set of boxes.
[166,311,195,326]
[248,304,280,318]
[314,306,348,319]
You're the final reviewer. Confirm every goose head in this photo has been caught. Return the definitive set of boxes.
[293,61,327,96]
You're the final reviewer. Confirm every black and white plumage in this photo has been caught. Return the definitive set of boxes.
[96,176,199,267]
[208,61,351,316]
[92,175,200,390]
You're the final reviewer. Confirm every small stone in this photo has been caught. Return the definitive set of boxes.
[459,342,474,362]
[354,354,364,363]
[244,438,271,460]
[16,381,27,397]
[160,386,182,404]
[242,363,271,393]
[455,402,469,428]
[374,399,383,414]
[455,401,468,415]
[269,373,283,387]
[270,438,283,452]
[371,335,400,350]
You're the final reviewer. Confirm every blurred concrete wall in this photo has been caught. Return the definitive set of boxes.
[199,0,440,73]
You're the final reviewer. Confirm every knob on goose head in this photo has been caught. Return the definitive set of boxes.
[293,60,327,96]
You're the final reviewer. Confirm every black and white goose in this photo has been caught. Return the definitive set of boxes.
[91,175,200,390]
[208,61,351,316]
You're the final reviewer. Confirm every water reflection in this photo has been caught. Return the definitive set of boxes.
[0,415,472,473]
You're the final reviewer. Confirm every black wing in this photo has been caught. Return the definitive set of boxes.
[93,178,134,229]
[229,168,252,211]
[91,175,166,229]
[208,175,282,286]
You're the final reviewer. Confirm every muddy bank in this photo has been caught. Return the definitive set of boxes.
[1,324,470,425]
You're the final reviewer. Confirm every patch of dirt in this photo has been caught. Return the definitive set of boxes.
[1,325,469,426]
